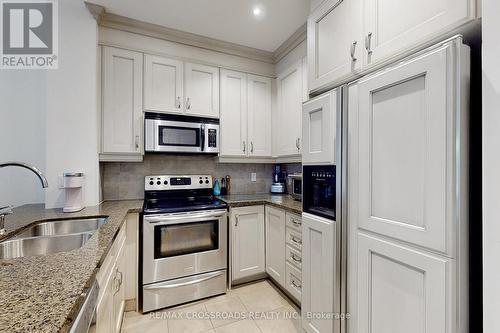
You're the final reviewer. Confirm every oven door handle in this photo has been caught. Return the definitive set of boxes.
[143,270,225,290]
[144,210,227,224]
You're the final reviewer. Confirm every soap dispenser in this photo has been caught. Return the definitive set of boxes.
[213,178,221,196]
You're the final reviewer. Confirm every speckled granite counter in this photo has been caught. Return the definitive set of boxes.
[218,194,302,215]
[0,200,143,333]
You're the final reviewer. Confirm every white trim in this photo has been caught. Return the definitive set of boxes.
[273,23,307,63]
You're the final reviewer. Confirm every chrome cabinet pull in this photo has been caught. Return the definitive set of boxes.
[291,236,302,245]
[250,141,254,153]
[176,96,181,109]
[291,280,302,289]
[135,135,140,150]
[297,138,301,151]
[291,254,302,263]
[365,32,373,54]
[243,141,246,153]
[295,138,299,149]
[350,41,357,61]
[235,215,239,227]
[186,98,191,110]
[291,218,301,226]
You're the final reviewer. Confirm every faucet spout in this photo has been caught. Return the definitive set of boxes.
[0,162,49,188]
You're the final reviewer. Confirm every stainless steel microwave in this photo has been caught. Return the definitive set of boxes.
[145,113,219,154]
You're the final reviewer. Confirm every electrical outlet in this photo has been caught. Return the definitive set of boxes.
[251,172,257,182]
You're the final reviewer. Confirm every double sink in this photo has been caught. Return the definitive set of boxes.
[0,217,108,259]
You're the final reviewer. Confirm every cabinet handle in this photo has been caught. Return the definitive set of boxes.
[295,138,299,149]
[242,141,246,153]
[250,141,254,153]
[291,280,302,289]
[291,236,302,245]
[350,41,357,61]
[291,218,301,226]
[135,135,140,150]
[365,32,373,54]
[297,138,301,151]
[176,96,181,109]
[291,254,302,263]
[235,215,239,227]
[186,98,191,110]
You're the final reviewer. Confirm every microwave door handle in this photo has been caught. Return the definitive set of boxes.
[200,124,205,152]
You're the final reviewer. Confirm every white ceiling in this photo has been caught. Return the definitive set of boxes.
[91,0,310,52]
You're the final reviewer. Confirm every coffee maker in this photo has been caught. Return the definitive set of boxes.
[270,164,286,194]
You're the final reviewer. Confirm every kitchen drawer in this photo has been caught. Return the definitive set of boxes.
[286,262,302,302]
[285,212,302,232]
[286,244,302,270]
[286,227,302,251]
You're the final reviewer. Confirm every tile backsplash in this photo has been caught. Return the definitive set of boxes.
[101,155,300,201]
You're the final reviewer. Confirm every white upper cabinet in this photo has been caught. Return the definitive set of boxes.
[302,91,337,165]
[220,69,248,157]
[308,0,362,92]
[102,46,143,156]
[247,74,272,157]
[277,60,303,157]
[353,41,469,255]
[363,0,475,66]
[184,62,220,118]
[143,55,183,114]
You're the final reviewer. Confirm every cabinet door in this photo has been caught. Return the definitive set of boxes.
[144,55,183,114]
[265,206,286,286]
[308,0,362,93]
[363,0,474,66]
[356,233,449,333]
[185,62,220,118]
[277,60,303,157]
[354,43,458,254]
[302,91,336,165]
[302,213,336,333]
[220,69,248,157]
[102,47,143,154]
[231,206,265,281]
[248,74,272,157]
[112,240,126,333]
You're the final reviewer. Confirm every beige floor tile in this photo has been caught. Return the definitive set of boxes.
[232,280,272,296]
[167,304,213,333]
[254,306,302,333]
[205,294,248,327]
[215,319,261,333]
[121,311,169,333]
[237,283,290,312]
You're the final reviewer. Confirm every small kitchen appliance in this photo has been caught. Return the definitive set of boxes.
[140,175,228,313]
[270,164,286,194]
[62,172,84,213]
[287,173,302,201]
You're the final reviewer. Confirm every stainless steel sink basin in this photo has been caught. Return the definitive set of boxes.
[14,217,107,238]
[0,232,93,259]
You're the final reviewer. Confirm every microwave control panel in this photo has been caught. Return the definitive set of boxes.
[208,129,217,148]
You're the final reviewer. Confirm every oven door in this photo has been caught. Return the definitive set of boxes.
[143,209,227,284]
[145,118,204,153]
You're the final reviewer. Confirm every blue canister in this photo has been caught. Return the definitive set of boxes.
[213,179,221,195]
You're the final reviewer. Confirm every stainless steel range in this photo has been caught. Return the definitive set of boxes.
[140,175,228,313]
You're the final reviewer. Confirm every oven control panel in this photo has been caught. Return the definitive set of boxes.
[145,175,213,191]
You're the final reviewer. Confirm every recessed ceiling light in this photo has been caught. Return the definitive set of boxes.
[252,5,265,18]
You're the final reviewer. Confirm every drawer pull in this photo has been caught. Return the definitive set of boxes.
[291,218,301,226]
[291,236,302,245]
[291,280,302,289]
[291,254,302,263]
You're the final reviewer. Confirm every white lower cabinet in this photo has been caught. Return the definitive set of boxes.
[265,206,286,285]
[231,205,265,282]
[356,233,450,333]
[96,225,126,333]
[302,213,335,333]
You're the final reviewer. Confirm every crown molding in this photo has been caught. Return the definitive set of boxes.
[85,2,305,65]
[273,23,307,63]
[84,2,105,24]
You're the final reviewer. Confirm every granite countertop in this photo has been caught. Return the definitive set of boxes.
[0,200,143,333]
[218,193,302,215]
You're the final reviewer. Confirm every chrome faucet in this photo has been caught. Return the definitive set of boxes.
[0,162,49,235]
